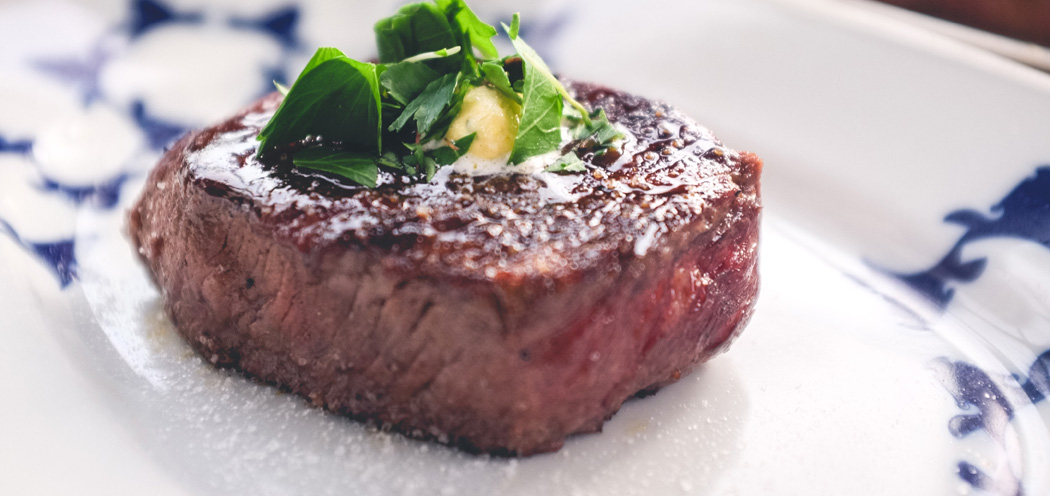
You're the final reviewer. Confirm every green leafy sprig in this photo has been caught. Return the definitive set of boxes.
[256,0,621,187]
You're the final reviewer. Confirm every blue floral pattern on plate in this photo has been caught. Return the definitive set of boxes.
[895,166,1050,309]
[886,166,1050,496]
[0,0,305,285]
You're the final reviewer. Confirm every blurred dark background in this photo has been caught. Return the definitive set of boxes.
[876,0,1050,46]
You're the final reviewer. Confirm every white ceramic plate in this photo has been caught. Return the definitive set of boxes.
[2,0,1049,494]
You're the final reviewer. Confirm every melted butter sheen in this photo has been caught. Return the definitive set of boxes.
[183,82,746,283]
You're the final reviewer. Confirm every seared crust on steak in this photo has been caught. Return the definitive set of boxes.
[128,82,761,455]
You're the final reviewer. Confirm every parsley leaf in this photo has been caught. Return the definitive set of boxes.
[503,14,592,126]
[293,148,379,187]
[545,152,586,173]
[507,65,561,164]
[503,16,562,164]
[258,56,381,156]
[375,3,457,64]
[574,108,625,154]
[507,13,520,38]
[389,72,460,137]
[379,133,475,182]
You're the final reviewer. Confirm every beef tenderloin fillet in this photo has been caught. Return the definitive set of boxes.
[128,82,762,456]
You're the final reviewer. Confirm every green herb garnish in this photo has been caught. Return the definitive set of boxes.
[388,72,460,135]
[258,54,381,154]
[479,61,521,104]
[503,14,593,127]
[502,14,562,165]
[257,0,622,187]
[571,108,625,155]
[545,152,586,173]
[374,3,456,65]
[380,61,441,105]
[293,148,379,188]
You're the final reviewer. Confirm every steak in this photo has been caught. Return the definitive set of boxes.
[128,82,762,456]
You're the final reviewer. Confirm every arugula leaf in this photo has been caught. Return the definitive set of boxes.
[480,61,521,104]
[545,152,586,173]
[258,57,382,156]
[507,67,561,164]
[503,17,562,164]
[436,0,498,59]
[293,148,379,187]
[503,14,592,126]
[380,61,440,105]
[389,72,460,137]
[375,3,456,64]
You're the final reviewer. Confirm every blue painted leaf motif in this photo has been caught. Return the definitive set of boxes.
[0,136,33,154]
[33,45,109,106]
[956,461,1022,496]
[958,462,985,488]
[898,166,1050,494]
[935,357,1027,496]
[935,359,1015,438]
[894,253,985,307]
[891,166,1050,307]
[41,175,128,209]
[29,240,78,288]
[129,0,203,37]
[229,7,301,49]
[935,349,1050,496]
[0,220,77,288]
[1020,350,1050,404]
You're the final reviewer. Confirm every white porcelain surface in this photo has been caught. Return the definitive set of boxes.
[2,0,1049,494]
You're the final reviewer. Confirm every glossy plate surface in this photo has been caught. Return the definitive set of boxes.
[2,0,1048,494]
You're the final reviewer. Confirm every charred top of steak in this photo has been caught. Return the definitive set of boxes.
[183,82,759,286]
